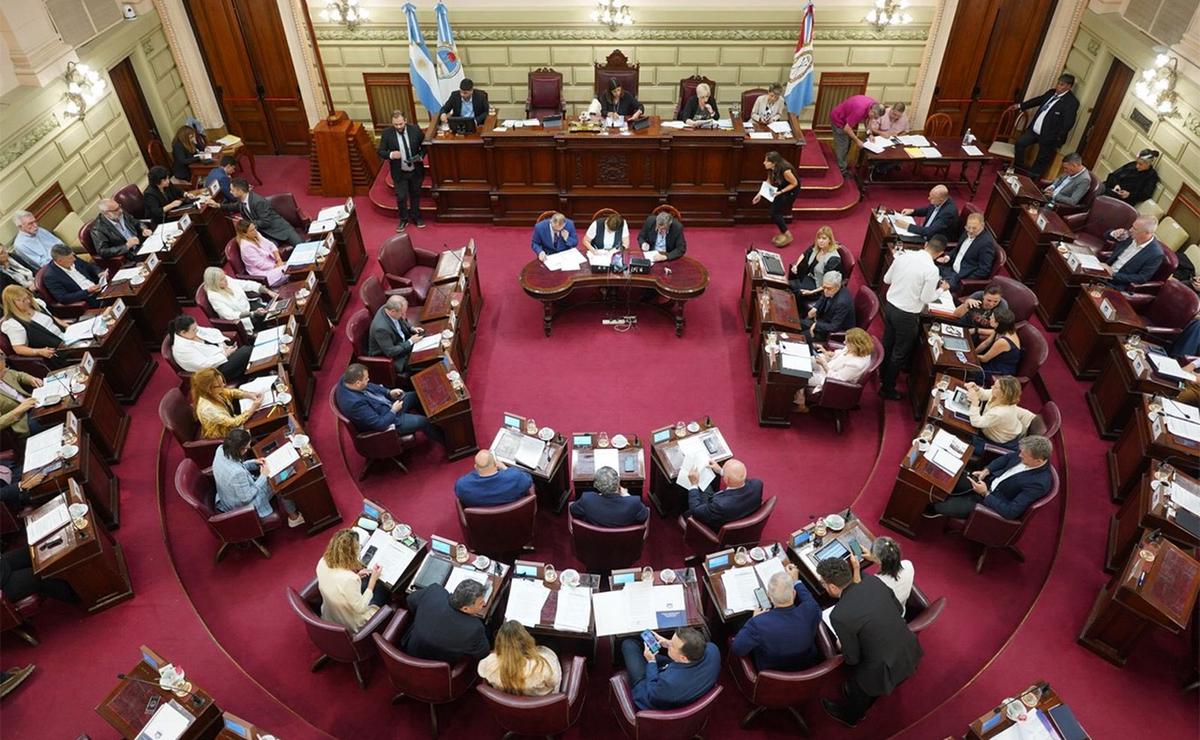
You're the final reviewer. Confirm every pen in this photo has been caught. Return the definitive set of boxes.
[1136,571,1147,589]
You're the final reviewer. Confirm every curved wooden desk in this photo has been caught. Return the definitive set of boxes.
[519,252,709,337]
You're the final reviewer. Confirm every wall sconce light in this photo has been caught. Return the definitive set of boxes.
[63,62,107,119]
[1135,47,1178,118]
[592,0,633,32]
[866,0,912,31]
[320,0,369,29]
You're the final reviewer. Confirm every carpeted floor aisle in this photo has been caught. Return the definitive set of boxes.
[3,155,1195,739]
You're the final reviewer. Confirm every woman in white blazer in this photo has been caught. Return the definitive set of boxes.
[202,266,277,333]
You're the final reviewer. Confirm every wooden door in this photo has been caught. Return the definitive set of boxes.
[928,0,1001,131]
[233,0,310,154]
[1078,58,1134,167]
[108,58,159,168]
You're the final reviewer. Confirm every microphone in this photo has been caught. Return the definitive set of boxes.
[116,673,206,708]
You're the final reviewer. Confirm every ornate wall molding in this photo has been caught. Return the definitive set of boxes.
[315,27,928,42]
[149,0,222,127]
[0,114,61,171]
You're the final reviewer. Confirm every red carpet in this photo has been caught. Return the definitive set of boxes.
[3,155,1195,739]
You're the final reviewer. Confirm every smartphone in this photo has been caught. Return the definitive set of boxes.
[848,539,863,558]
[145,694,162,713]
[622,456,636,473]
[703,437,719,455]
[640,629,660,655]
[362,546,378,564]
[753,587,771,611]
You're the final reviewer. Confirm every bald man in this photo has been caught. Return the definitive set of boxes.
[454,449,533,508]
[897,185,958,242]
[91,199,152,260]
[1105,216,1166,290]
[732,568,821,672]
[684,458,763,530]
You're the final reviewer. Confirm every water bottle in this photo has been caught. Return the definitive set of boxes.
[962,128,974,146]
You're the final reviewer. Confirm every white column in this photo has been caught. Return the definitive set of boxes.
[0,4,74,87]
[912,0,958,127]
[1024,0,1091,98]
[149,0,224,127]
[278,0,327,124]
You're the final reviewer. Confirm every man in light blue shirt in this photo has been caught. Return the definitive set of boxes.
[212,428,302,526]
[11,210,63,269]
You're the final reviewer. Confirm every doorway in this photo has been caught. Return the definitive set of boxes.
[108,58,160,167]
[1077,58,1134,168]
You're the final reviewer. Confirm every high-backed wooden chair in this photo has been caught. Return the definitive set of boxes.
[652,204,682,224]
[526,68,565,119]
[675,75,717,119]
[740,88,768,122]
[594,49,639,98]
[923,113,953,137]
[986,105,1028,166]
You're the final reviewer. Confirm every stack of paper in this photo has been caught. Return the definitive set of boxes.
[920,147,943,158]
[767,121,793,136]
[748,131,774,139]
[753,557,787,588]
[138,234,166,255]
[862,139,889,154]
[756,181,778,202]
[588,252,613,268]
[506,578,551,626]
[262,443,299,477]
[26,498,70,545]
[286,241,322,268]
[515,436,547,469]
[216,134,243,147]
[308,220,336,235]
[112,267,143,283]
[592,447,620,474]
[139,700,192,740]
[249,339,278,364]
[1169,481,1200,517]
[553,586,592,632]
[543,249,586,271]
[63,317,102,345]
[444,567,488,596]
[33,376,73,406]
[961,145,984,156]
[1150,355,1198,383]
[1074,252,1105,271]
[897,135,931,147]
[1165,416,1200,442]
[926,290,957,316]
[412,334,442,352]
[932,428,969,456]
[1162,398,1199,422]
[661,120,687,129]
[721,567,760,612]
[23,424,65,470]
[886,214,916,237]
[238,375,278,412]
[359,529,418,586]
[316,205,349,222]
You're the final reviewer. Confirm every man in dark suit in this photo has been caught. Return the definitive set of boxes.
[1105,216,1166,290]
[619,627,720,710]
[804,271,855,340]
[817,558,923,727]
[530,212,578,261]
[91,198,151,261]
[44,245,103,308]
[937,214,995,291]
[377,110,426,232]
[204,156,237,201]
[368,295,423,375]
[898,185,957,241]
[1014,74,1080,178]
[402,580,490,663]
[685,459,763,531]
[454,450,532,508]
[638,211,687,262]
[221,178,304,246]
[732,566,821,671]
[439,78,489,126]
[334,363,435,440]
[928,435,1054,519]
[569,466,649,527]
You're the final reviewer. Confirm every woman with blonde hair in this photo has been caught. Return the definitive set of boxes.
[316,528,388,631]
[171,125,201,183]
[964,374,1035,454]
[203,266,277,333]
[788,225,842,306]
[680,82,718,125]
[477,620,562,696]
[1,284,70,367]
[794,327,874,413]
[190,367,263,439]
[235,220,288,287]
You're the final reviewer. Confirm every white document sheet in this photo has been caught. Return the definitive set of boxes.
[1162,397,1200,422]
[932,428,969,456]
[1165,415,1200,442]
[990,709,1056,740]
[753,558,787,589]
[920,147,943,158]
[359,529,418,586]
[961,145,984,156]
[924,445,964,475]
[286,241,321,268]
[216,134,242,146]
[33,378,72,405]
[554,586,593,632]
[262,443,299,477]
[721,567,761,613]
[248,340,278,364]
[675,449,715,490]
[926,290,957,315]
[897,135,930,146]
[137,234,166,255]
[756,181,777,202]
[1151,356,1199,383]
[23,424,65,470]
[1074,253,1105,271]
[63,317,101,345]
[781,353,813,375]
[748,131,774,139]
[444,566,488,596]
[412,335,442,352]
[623,580,657,632]
[515,436,547,469]
[592,590,631,636]
[316,205,349,222]
[505,578,551,627]
[660,120,687,129]
[307,219,336,235]
[862,139,888,154]
[651,584,685,614]
[26,500,70,545]
[886,214,916,237]
[136,700,192,740]
[767,121,793,135]
[254,325,285,344]
[1169,482,1200,517]
[112,267,143,282]
[592,447,620,474]
[238,375,277,412]
[543,249,586,271]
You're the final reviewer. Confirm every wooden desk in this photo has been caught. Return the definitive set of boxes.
[188,204,236,266]
[284,240,348,322]
[98,255,179,347]
[237,368,301,440]
[1006,205,1074,285]
[739,250,790,331]
[570,431,645,497]
[789,514,876,593]
[857,136,992,196]
[858,212,901,289]
[1033,241,1112,331]
[505,560,601,648]
[407,318,461,374]
[966,681,1073,739]
[1057,288,1145,380]
[60,305,156,404]
[881,427,972,537]
[489,414,570,510]
[157,222,209,305]
[330,204,367,282]
[253,418,341,535]
[700,543,790,624]
[909,324,979,420]
[607,566,705,637]
[432,242,482,331]
[97,646,219,739]
[428,116,803,225]
[411,360,477,461]
[748,287,802,376]
[1106,468,1200,573]
[755,335,811,427]
[519,251,710,337]
[922,374,977,437]
[27,481,132,613]
[407,534,511,623]
[356,498,429,592]
[275,274,332,369]
[1107,396,1200,502]
[244,319,314,419]
[30,360,128,463]
[1078,533,1200,667]
[1085,343,1181,439]
[982,173,1047,245]
[647,420,732,517]
[23,412,120,529]
[420,283,475,370]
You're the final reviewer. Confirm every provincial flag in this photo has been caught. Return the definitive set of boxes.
[785,2,816,114]
[404,3,442,115]
[435,1,466,100]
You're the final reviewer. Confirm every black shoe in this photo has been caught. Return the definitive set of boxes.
[880,389,904,401]
[821,698,859,728]
[413,219,426,229]
[395,220,408,232]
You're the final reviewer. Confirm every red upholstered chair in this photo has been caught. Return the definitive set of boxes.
[1125,278,1200,341]
[568,508,649,573]
[609,673,722,740]
[1,591,42,646]
[904,585,947,633]
[146,138,170,170]
[956,246,1008,298]
[853,284,880,330]
[982,402,1061,458]
[0,334,47,376]
[1124,245,1177,295]
[160,334,199,391]
[477,654,588,737]
[175,459,281,562]
[526,67,566,119]
[728,623,843,732]
[835,245,856,282]
[78,219,126,273]
[33,266,89,320]
[378,233,438,305]
[345,308,400,387]
[678,496,777,558]
[1013,323,1048,388]
[1064,195,1137,253]
[456,492,537,556]
[944,466,1060,573]
[594,49,639,98]
[1041,171,1101,218]
[358,275,409,316]
[159,388,222,465]
[224,238,269,286]
[991,275,1038,325]
[264,193,311,236]
[195,284,252,343]
[113,184,145,220]
[740,88,767,122]
[373,609,475,738]
[328,384,414,480]
[287,578,394,689]
[675,75,717,120]
[811,335,884,434]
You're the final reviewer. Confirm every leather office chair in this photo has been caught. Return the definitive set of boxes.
[113,184,146,221]
[535,210,556,224]
[358,274,410,316]
[990,275,1038,325]
[33,266,89,320]
[264,193,311,236]
[835,245,856,282]
[1012,323,1048,388]
[740,88,768,122]
[594,49,639,99]
[956,246,1008,298]
[146,138,171,170]
[589,208,619,225]
[175,458,281,563]
[1125,278,1200,341]
[853,284,880,330]
[328,384,414,480]
[477,655,588,737]
[223,238,269,286]
[159,387,222,465]
[287,578,394,689]
[78,219,126,273]
[0,591,42,646]
[904,585,947,633]
[609,673,721,740]
[378,233,438,305]
[943,466,1060,573]
[344,308,400,387]
[0,334,47,376]
[728,623,843,732]
[1155,216,1190,252]
[811,335,884,434]
[526,67,566,120]
[456,492,537,556]
[373,609,475,738]
[195,283,252,344]
[981,402,1061,458]
[567,508,649,573]
[678,496,777,558]
[1064,195,1137,254]
[1122,245,1177,295]
[985,106,1027,166]
[675,75,717,120]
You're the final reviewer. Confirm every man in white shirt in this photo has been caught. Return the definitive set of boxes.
[1105,216,1166,290]
[1014,74,1079,178]
[927,435,1054,519]
[169,314,253,380]
[880,236,943,400]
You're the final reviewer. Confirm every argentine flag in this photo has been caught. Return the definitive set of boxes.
[404,3,441,116]
[435,2,465,100]
[785,2,816,114]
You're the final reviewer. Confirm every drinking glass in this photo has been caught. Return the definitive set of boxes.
[455,543,469,563]
[526,418,538,435]
[641,565,654,582]
[543,564,557,583]
[598,431,609,448]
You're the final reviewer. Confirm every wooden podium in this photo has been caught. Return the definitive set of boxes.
[421,283,475,370]
[858,213,900,288]
[253,416,341,535]
[982,173,1047,245]
[97,646,220,739]
[1006,206,1073,285]
[1056,287,1145,380]
[740,251,790,331]
[308,111,380,196]
[1107,396,1200,502]
[755,337,809,427]
[1033,242,1112,331]
[490,412,570,511]
[432,242,482,330]
[24,412,121,530]
[748,287,803,376]
[61,304,156,404]
[909,326,979,421]
[1085,344,1180,439]
[1078,534,1200,667]
[276,274,332,370]
[98,255,180,348]
[31,358,128,463]
[881,430,972,538]
[411,360,478,461]
[284,237,349,322]
[331,203,367,283]
[1106,468,1200,573]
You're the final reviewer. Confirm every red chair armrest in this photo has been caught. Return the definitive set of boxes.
[562,654,587,706]
[819,378,862,410]
[962,503,1019,545]
[761,653,845,683]
[209,506,265,540]
[907,596,946,633]
[383,273,413,289]
[354,604,395,641]
[380,608,411,642]
[414,248,439,267]
[608,673,638,725]
[1064,212,1087,229]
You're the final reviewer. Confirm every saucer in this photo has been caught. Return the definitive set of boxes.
[290,434,310,449]
[441,329,454,339]
[659,568,677,583]
[473,555,491,571]
[686,421,701,433]
[40,395,61,407]
[749,546,766,562]
[58,444,79,459]
[611,434,628,449]
[824,514,847,531]
[276,392,293,405]
[560,568,580,587]
[538,427,555,441]
[131,275,146,285]
[68,503,89,519]
[280,334,294,344]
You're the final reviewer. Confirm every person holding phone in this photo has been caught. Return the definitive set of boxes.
[315,528,389,632]
[619,626,720,710]
[731,566,821,671]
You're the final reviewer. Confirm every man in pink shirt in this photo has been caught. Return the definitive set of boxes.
[830,95,883,176]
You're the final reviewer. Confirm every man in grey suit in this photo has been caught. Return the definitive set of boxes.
[91,199,152,260]
[221,178,304,246]
[1042,152,1091,207]
[368,295,424,375]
